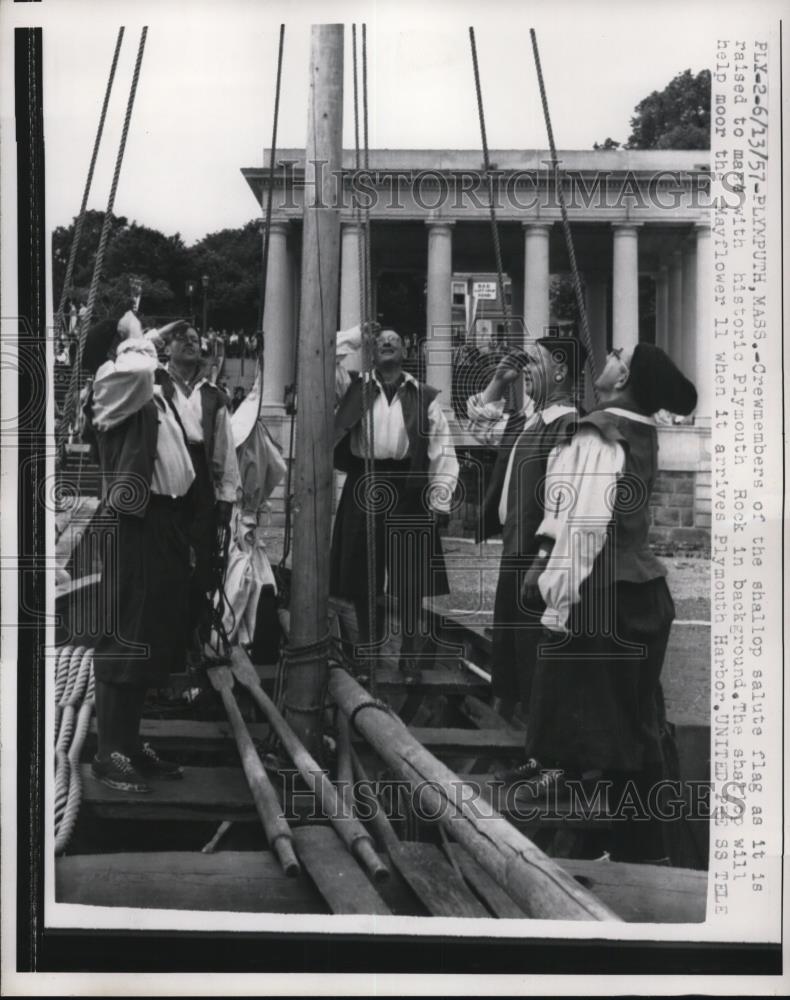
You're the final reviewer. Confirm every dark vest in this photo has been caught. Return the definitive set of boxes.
[90,397,159,518]
[500,410,578,557]
[334,373,439,485]
[477,409,526,542]
[157,369,228,467]
[581,408,666,585]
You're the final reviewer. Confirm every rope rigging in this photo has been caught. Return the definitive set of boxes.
[468,27,517,411]
[57,26,149,455]
[353,23,379,697]
[55,27,125,341]
[529,28,599,402]
[468,27,511,330]
[256,22,286,429]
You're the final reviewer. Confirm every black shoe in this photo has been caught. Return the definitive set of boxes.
[92,752,152,794]
[131,742,184,780]
[513,768,565,798]
[494,757,543,784]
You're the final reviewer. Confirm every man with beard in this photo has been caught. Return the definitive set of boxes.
[466,337,585,737]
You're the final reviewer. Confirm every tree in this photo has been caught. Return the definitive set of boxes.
[593,68,710,151]
[52,213,263,332]
[189,220,262,331]
[550,274,580,324]
[51,211,189,321]
[52,210,129,308]
[626,69,710,150]
[592,137,621,151]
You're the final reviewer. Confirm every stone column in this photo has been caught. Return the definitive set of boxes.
[339,221,362,330]
[611,223,641,351]
[523,222,551,341]
[262,220,293,407]
[694,223,712,424]
[681,234,697,386]
[425,220,454,404]
[667,249,684,363]
[655,265,669,352]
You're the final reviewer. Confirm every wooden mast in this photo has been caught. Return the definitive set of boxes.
[283,24,344,755]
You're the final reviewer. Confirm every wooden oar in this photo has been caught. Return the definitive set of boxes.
[229,648,389,884]
[206,664,299,877]
[329,665,620,921]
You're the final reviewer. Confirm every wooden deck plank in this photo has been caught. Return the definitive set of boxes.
[87,720,525,757]
[292,826,391,916]
[79,764,337,827]
[56,850,326,913]
[389,842,489,918]
[556,859,707,923]
[80,765,258,822]
[253,660,487,694]
[444,843,528,918]
[54,849,706,922]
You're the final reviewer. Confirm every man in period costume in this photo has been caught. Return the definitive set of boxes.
[524,342,697,863]
[466,336,585,728]
[332,326,459,681]
[151,322,241,653]
[83,312,195,793]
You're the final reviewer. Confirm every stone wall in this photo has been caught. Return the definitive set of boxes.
[449,451,711,553]
[649,470,709,553]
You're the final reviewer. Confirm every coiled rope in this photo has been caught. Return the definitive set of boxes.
[58,26,149,454]
[54,645,95,854]
[529,28,599,401]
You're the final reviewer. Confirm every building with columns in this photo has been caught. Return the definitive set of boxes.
[243,149,712,549]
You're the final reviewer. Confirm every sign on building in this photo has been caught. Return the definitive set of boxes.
[472,280,497,300]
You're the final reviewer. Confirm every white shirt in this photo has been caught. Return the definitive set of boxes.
[537,408,656,632]
[465,393,577,525]
[150,390,196,498]
[166,368,242,505]
[336,326,459,512]
[92,338,158,432]
[91,340,195,498]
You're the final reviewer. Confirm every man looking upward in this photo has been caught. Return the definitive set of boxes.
[332,326,459,682]
[466,337,585,730]
[526,343,697,862]
[153,323,240,653]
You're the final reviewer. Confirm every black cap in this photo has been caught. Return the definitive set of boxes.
[629,343,697,415]
[81,318,120,374]
[536,335,588,381]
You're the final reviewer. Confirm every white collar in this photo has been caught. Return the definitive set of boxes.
[168,364,208,395]
[370,369,417,391]
[603,406,656,426]
[539,402,577,424]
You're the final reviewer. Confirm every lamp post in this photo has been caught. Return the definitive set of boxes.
[201,274,209,340]
[186,280,196,325]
